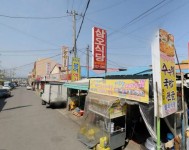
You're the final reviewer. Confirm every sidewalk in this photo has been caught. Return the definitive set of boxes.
[57,108,146,150]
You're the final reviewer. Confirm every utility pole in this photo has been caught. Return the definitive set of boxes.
[86,45,89,78]
[67,10,78,58]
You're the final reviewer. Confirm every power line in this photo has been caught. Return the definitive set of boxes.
[0,22,60,47]
[77,47,125,68]
[88,0,126,15]
[108,0,185,43]
[76,0,91,41]
[5,53,61,71]
[72,0,75,10]
[108,0,167,37]
[0,14,69,19]
[0,48,60,53]
[1,53,60,56]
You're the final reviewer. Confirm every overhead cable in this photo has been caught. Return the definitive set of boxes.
[76,0,91,41]
[0,14,69,19]
[0,22,59,47]
[0,48,59,53]
[108,0,167,37]
[5,53,61,71]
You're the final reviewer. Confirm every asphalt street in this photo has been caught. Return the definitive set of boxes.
[0,87,87,150]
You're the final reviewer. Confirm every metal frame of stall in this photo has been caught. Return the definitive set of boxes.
[78,92,127,150]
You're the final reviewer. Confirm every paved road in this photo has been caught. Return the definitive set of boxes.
[0,87,87,150]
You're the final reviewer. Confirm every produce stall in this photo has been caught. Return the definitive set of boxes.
[78,92,127,150]
[64,79,89,116]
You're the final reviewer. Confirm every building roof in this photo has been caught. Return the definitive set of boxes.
[93,66,152,77]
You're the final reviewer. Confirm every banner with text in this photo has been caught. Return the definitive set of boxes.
[71,57,80,81]
[62,46,69,72]
[89,79,149,103]
[152,29,177,118]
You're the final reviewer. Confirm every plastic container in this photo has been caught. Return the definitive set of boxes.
[145,137,156,150]
[167,133,174,150]
[167,133,174,141]
[100,136,108,148]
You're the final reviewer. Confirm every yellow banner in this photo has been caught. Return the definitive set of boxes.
[90,79,149,103]
[159,29,177,115]
[71,57,80,81]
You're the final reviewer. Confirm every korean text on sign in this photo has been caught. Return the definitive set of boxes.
[92,27,107,70]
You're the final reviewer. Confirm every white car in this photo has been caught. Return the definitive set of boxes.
[2,85,12,90]
[26,85,32,90]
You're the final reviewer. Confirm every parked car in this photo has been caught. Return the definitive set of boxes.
[2,85,12,90]
[3,81,14,90]
[20,83,26,87]
[26,85,32,90]
[0,89,11,98]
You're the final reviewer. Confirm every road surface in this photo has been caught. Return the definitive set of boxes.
[0,87,87,150]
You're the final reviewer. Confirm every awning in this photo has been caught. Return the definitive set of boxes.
[86,92,119,107]
[64,79,89,91]
[86,92,127,119]
[87,92,140,108]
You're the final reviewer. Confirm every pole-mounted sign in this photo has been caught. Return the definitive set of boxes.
[92,27,107,70]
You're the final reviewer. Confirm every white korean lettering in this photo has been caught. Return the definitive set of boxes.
[95,38,105,46]
[95,29,106,38]
[95,45,105,52]
[95,53,105,61]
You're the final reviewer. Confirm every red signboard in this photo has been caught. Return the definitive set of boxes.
[92,27,107,70]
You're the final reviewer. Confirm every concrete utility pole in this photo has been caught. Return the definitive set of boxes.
[86,45,89,78]
[67,10,78,58]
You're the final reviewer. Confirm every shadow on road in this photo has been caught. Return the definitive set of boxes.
[0,98,7,112]
[1,105,32,112]
[46,102,67,109]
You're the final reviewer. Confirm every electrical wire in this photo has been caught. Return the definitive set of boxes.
[88,0,126,15]
[109,0,185,43]
[76,0,91,41]
[0,14,69,19]
[72,0,75,10]
[0,48,60,53]
[108,0,167,37]
[77,0,84,12]
[77,47,126,68]
[5,53,61,71]
[0,22,60,47]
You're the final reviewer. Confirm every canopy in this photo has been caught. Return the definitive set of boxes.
[63,79,89,91]
[87,92,119,107]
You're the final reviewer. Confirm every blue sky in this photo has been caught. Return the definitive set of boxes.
[0,0,189,77]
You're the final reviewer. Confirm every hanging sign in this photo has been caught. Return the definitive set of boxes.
[92,27,107,70]
[62,46,69,72]
[90,79,149,103]
[71,57,80,81]
[152,29,177,118]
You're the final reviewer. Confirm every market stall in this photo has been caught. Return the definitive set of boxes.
[78,78,151,150]
[63,79,89,117]
[78,92,126,149]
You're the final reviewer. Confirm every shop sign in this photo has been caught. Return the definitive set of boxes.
[71,57,80,81]
[62,46,69,72]
[90,79,149,103]
[60,72,71,80]
[46,62,51,75]
[92,27,107,70]
[152,29,177,118]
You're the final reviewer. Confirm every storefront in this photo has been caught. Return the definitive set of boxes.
[64,79,89,117]
[78,78,151,149]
